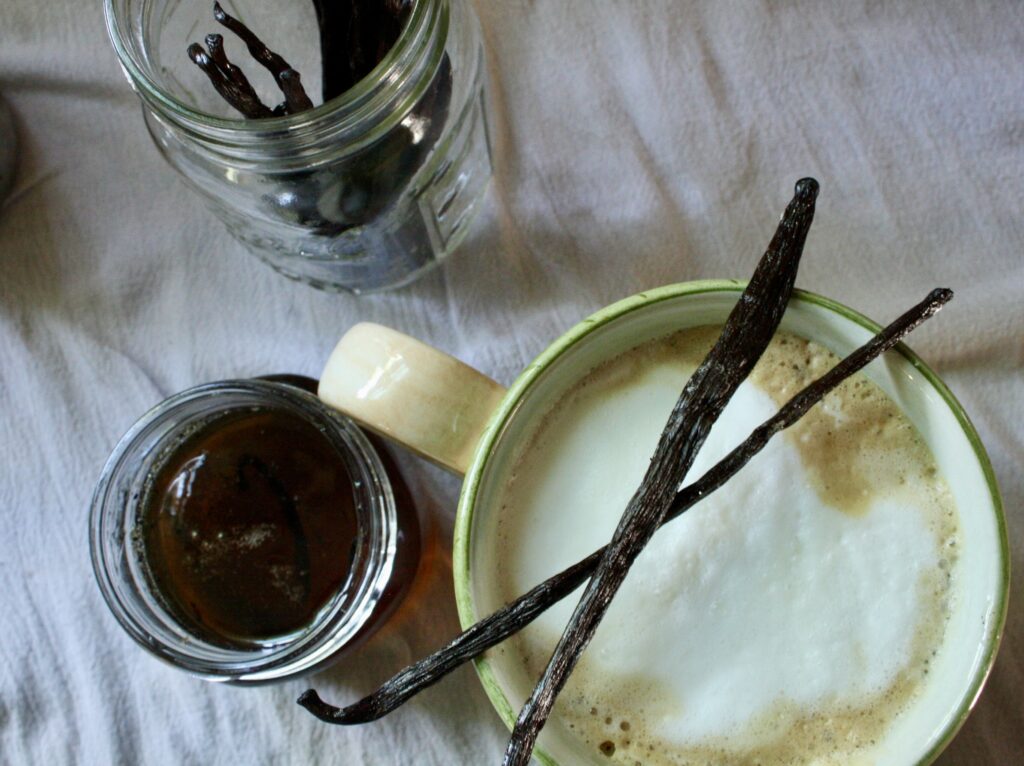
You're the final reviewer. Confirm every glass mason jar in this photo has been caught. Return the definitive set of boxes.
[104,0,492,293]
[89,379,420,683]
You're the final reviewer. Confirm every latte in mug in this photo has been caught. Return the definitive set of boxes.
[477,327,959,765]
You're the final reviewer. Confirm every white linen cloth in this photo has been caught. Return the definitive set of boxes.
[1,1,1021,763]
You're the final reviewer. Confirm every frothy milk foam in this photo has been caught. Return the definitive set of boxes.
[480,327,959,765]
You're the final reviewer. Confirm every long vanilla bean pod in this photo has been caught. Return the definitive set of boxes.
[299,286,952,726]
[503,179,820,765]
[300,287,951,725]
[299,178,815,721]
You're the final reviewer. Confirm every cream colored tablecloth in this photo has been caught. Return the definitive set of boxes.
[1,1,1020,763]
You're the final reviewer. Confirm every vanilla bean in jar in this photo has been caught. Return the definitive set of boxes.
[140,407,362,646]
[90,378,421,683]
[104,0,492,293]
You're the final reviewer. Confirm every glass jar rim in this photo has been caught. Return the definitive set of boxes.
[103,0,440,140]
[88,379,399,683]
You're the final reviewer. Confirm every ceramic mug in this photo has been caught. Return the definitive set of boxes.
[318,281,1008,765]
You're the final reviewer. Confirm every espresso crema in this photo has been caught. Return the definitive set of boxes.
[482,327,959,765]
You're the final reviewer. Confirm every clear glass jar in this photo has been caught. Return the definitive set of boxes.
[89,379,420,683]
[104,0,492,293]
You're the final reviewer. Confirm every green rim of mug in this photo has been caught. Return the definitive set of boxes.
[452,280,1009,766]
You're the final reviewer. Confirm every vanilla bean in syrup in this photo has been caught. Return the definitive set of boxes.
[140,378,420,648]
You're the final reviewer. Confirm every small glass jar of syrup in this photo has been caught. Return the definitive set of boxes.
[89,377,419,683]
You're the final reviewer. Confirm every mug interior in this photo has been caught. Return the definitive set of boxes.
[453,282,1007,766]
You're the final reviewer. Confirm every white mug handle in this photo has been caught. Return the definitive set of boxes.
[319,323,508,475]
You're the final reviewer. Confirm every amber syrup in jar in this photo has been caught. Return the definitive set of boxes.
[138,376,420,651]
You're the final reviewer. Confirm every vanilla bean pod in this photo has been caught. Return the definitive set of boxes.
[210,2,313,113]
[277,69,314,115]
[298,286,952,727]
[204,34,272,115]
[299,179,813,725]
[312,0,354,100]
[187,42,273,118]
[501,180,821,765]
[188,9,307,117]
[313,0,411,102]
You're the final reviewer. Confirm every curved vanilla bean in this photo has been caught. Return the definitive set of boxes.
[298,550,601,724]
[299,286,952,727]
